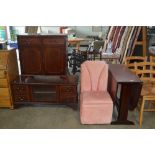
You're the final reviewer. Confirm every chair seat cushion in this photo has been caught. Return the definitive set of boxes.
[81,91,113,106]
[80,91,113,124]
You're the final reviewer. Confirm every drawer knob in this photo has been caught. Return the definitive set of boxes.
[19,97,24,101]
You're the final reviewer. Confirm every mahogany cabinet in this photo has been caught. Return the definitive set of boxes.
[11,75,78,110]
[17,35,68,75]
[12,35,79,110]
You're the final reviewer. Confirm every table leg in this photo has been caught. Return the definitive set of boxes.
[76,42,80,50]
[112,83,135,125]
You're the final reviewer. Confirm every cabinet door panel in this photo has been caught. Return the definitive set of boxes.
[19,47,43,74]
[42,38,65,45]
[43,47,66,75]
[18,37,41,46]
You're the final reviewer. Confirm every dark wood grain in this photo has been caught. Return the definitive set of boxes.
[108,64,141,83]
[108,64,142,125]
[17,35,67,75]
[11,75,78,110]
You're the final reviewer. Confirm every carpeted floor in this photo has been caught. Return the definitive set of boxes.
[0,105,154,129]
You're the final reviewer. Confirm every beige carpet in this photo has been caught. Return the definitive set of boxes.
[0,106,154,129]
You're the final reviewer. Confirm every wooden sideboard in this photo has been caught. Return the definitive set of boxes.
[0,48,19,109]
[11,75,78,110]
[17,34,68,75]
[11,35,79,110]
[108,64,142,125]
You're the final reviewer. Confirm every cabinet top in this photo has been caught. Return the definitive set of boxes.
[12,75,78,85]
[108,64,142,83]
[17,34,67,37]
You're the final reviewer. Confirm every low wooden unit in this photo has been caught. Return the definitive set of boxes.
[11,75,78,110]
[0,48,19,109]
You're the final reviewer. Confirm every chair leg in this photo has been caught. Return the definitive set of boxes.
[139,97,145,127]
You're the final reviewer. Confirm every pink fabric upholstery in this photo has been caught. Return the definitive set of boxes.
[81,61,108,92]
[80,61,113,124]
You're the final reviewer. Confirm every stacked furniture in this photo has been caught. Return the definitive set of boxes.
[11,35,78,110]
[125,56,155,126]
[135,61,155,127]
[69,26,147,72]
[103,26,147,63]
[125,56,148,73]
[0,48,19,109]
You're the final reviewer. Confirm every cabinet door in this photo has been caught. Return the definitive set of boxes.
[19,47,43,74]
[43,47,66,75]
[31,85,58,102]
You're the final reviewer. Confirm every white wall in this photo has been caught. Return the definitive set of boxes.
[41,26,60,34]
[14,26,109,39]
[40,26,109,39]
[14,26,26,35]
[71,26,109,39]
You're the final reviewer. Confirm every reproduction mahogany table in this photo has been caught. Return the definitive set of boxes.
[108,64,142,125]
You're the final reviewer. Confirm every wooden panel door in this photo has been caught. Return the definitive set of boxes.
[43,47,66,75]
[19,47,43,74]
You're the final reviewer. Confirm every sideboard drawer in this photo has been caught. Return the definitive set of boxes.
[60,86,76,96]
[0,70,6,78]
[60,96,77,103]
[12,85,28,94]
[11,75,78,110]
[14,94,29,102]
[12,85,29,102]
[0,79,8,87]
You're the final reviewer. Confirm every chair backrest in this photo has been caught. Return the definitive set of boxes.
[125,56,147,65]
[80,61,108,92]
[125,56,147,73]
[134,61,155,69]
[135,61,155,80]
[136,69,155,83]
[150,56,155,62]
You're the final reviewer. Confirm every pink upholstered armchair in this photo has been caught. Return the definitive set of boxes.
[80,61,113,124]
